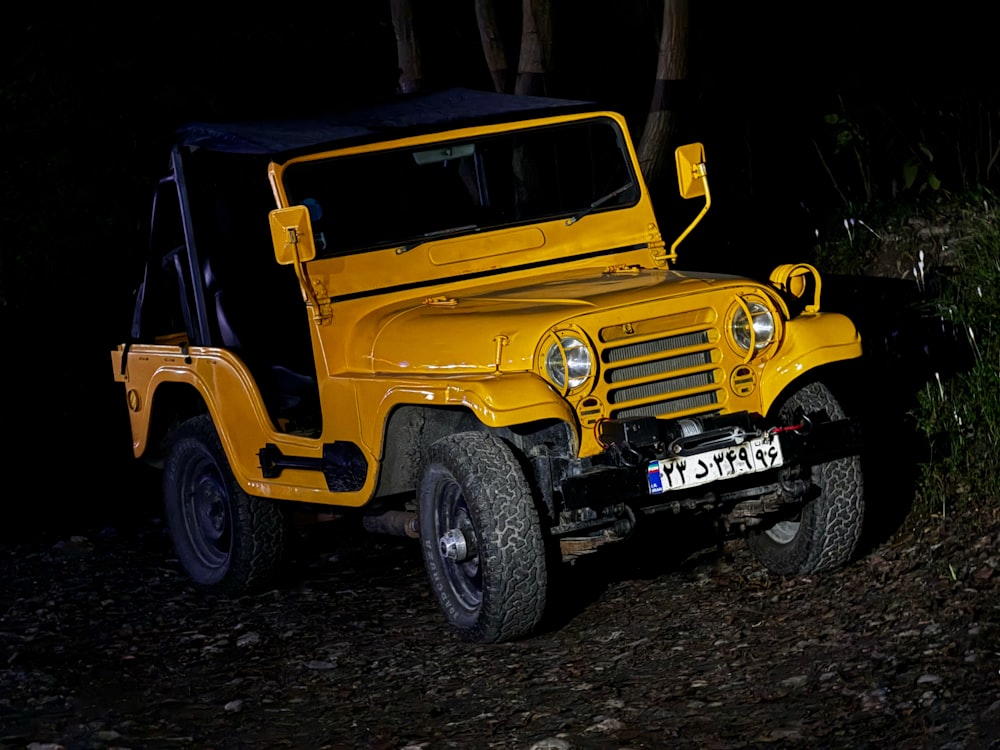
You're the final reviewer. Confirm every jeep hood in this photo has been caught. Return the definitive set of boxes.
[362,268,748,374]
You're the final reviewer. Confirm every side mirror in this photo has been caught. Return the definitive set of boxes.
[674,143,707,200]
[667,143,711,263]
[269,205,317,265]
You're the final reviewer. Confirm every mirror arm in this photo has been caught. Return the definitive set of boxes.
[669,162,711,259]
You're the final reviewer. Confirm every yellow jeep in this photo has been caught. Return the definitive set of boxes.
[112,89,864,643]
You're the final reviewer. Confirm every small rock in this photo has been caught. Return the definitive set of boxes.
[917,674,942,685]
[306,660,337,671]
[779,675,809,689]
[224,699,244,712]
[529,738,572,750]
[755,726,802,741]
[859,688,889,712]
[92,730,121,741]
[51,537,91,556]
[983,699,1000,719]
[236,632,261,648]
[27,744,65,750]
[584,717,624,734]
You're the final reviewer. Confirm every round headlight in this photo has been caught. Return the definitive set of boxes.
[545,336,593,390]
[732,301,775,351]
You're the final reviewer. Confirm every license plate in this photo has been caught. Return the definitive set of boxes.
[646,434,784,495]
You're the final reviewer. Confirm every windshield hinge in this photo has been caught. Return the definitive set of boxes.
[646,223,672,267]
[310,278,333,324]
[423,296,459,307]
[603,264,641,276]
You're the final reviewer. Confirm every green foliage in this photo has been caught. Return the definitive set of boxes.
[812,213,884,276]
[913,198,1000,516]
[814,94,998,214]
[820,109,874,206]
[901,142,941,194]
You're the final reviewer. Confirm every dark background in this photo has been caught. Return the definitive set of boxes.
[2,4,996,532]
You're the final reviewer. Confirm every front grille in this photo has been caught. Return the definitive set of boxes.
[600,319,721,420]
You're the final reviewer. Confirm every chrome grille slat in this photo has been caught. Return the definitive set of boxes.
[609,372,714,403]
[606,351,711,384]
[604,331,709,363]
[613,393,719,420]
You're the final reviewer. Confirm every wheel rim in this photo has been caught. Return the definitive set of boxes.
[765,400,811,547]
[179,452,233,572]
[434,475,482,614]
[765,519,800,545]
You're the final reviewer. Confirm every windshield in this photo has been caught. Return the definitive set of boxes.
[281,116,638,257]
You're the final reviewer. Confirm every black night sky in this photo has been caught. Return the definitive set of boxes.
[2,4,996,534]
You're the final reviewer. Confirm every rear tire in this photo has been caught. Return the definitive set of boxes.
[419,432,547,643]
[163,415,286,593]
[747,382,864,575]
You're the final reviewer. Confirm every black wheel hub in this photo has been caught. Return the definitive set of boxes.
[180,455,232,571]
[434,478,482,612]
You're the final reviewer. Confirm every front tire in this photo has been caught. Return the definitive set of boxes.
[419,432,547,643]
[747,382,864,575]
[163,415,286,593]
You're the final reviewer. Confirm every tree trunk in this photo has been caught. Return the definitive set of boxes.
[515,0,552,97]
[637,0,689,187]
[475,0,513,94]
[391,0,422,93]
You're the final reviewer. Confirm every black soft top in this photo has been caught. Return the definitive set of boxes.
[177,88,591,157]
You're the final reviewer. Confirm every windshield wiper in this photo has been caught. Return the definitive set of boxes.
[565,181,635,226]
[395,224,479,255]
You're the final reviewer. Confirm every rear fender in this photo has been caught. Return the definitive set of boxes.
[113,344,362,503]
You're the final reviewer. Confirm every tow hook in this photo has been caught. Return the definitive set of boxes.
[778,465,810,498]
[770,415,813,436]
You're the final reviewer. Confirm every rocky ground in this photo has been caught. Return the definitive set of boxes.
[1,500,998,750]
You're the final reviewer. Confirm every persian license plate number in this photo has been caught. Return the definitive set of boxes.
[646,434,784,495]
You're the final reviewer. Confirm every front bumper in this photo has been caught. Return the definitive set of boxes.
[560,411,864,512]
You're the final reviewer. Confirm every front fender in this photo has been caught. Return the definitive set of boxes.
[759,313,862,415]
[356,371,578,454]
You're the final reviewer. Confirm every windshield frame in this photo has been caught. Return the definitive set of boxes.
[271,114,641,259]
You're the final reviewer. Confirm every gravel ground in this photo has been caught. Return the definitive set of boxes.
[2,504,998,750]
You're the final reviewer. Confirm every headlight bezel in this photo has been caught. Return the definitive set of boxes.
[729,296,778,358]
[540,331,595,395]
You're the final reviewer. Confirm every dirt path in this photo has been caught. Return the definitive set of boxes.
[2,511,998,750]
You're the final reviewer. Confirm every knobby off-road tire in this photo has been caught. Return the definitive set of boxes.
[163,415,286,593]
[419,432,547,643]
[747,381,864,575]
